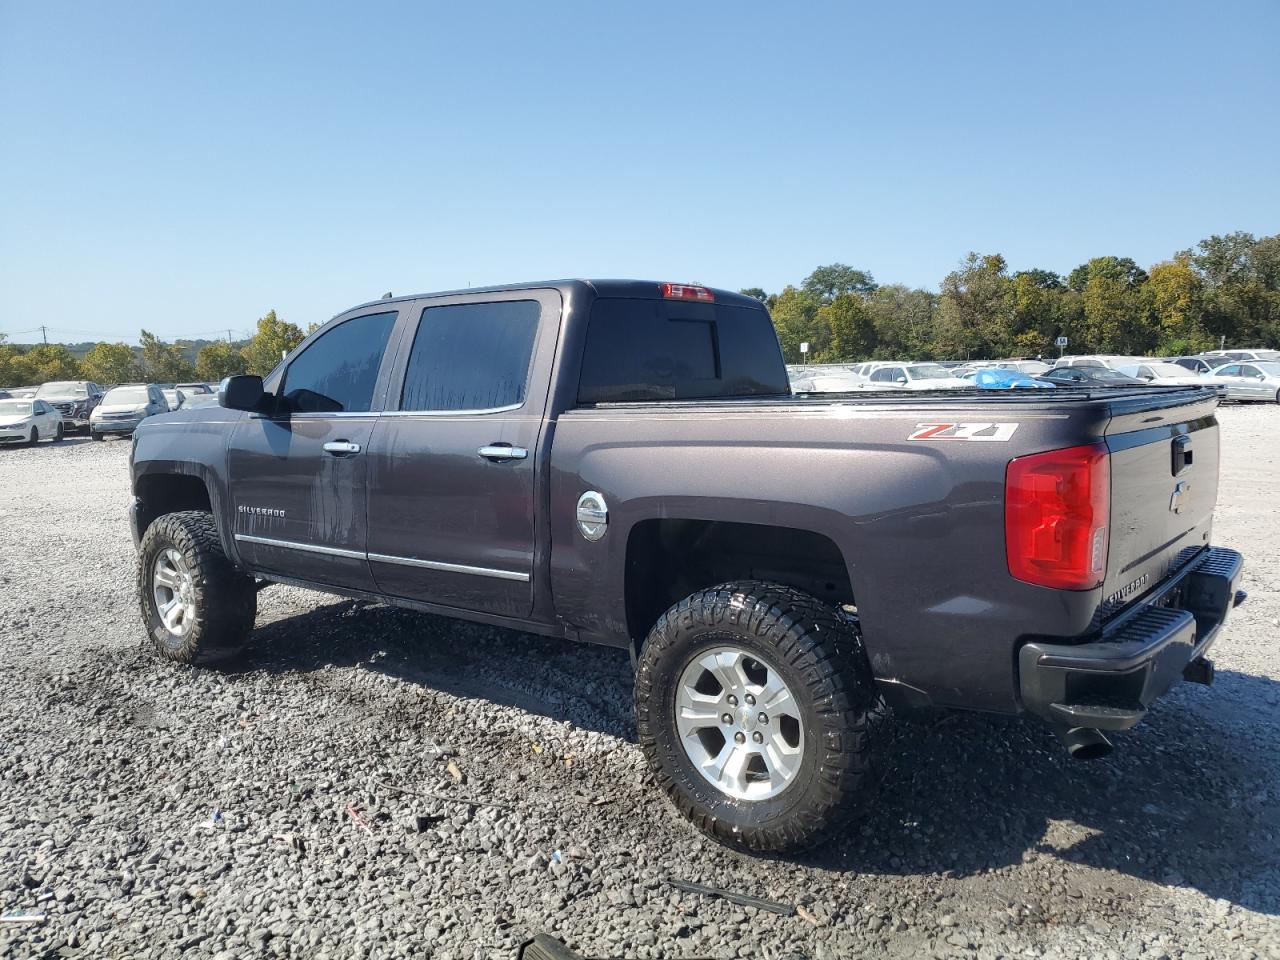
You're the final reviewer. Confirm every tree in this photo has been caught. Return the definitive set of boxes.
[139,330,196,382]
[820,294,877,361]
[241,310,305,377]
[0,342,34,386]
[739,287,769,302]
[935,253,1013,358]
[1067,256,1147,293]
[768,287,824,363]
[81,342,139,385]
[1147,257,1210,354]
[801,264,877,302]
[865,285,938,359]
[196,340,245,382]
[21,344,82,382]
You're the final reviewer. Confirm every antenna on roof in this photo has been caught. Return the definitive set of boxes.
[381,291,393,300]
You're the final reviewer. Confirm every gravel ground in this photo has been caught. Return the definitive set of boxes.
[1,405,1278,960]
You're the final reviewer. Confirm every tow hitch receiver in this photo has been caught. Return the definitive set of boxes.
[1183,657,1215,686]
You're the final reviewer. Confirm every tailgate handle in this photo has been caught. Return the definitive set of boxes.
[1172,435,1193,476]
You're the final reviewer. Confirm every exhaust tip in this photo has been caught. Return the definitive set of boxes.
[1055,726,1113,760]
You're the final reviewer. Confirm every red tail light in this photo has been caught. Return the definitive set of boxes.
[1005,443,1110,590]
[660,282,715,303]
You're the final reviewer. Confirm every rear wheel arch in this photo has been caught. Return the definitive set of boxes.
[623,518,856,654]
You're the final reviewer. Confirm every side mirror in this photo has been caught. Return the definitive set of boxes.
[895,376,908,385]
[219,375,267,412]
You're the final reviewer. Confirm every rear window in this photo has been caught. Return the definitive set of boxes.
[577,298,788,403]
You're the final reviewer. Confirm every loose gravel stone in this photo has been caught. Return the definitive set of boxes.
[0,409,1278,959]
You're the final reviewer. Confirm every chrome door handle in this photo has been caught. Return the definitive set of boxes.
[323,441,361,455]
[478,444,528,461]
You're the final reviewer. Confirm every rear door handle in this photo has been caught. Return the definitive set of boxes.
[478,444,528,461]
[323,441,361,456]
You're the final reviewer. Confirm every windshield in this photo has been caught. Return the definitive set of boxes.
[1146,363,1192,378]
[103,387,149,405]
[906,364,954,380]
[35,381,86,398]
[0,400,33,416]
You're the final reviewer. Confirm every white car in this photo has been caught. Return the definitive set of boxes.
[1209,360,1280,403]
[0,398,64,445]
[1201,349,1280,365]
[1115,362,1222,388]
[792,372,867,393]
[865,362,971,390]
[990,359,1051,375]
[89,384,171,440]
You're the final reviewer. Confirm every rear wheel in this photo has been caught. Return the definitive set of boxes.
[138,511,257,664]
[635,581,879,852]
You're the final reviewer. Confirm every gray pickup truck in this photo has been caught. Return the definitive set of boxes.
[129,279,1244,851]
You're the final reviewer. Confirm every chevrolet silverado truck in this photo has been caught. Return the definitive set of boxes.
[129,280,1245,851]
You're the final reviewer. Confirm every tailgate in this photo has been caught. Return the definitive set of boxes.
[1102,391,1219,613]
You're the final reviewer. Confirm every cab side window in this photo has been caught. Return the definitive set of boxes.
[400,300,540,412]
[1218,364,1240,377]
[280,311,398,413]
[1241,365,1259,378]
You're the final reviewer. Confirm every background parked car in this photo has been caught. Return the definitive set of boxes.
[1115,361,1220,387]
[175,382,214,395]
[791,371,866,393]
[1038,366,1144,386]
[34,380,104,433]
[1166,356,1219,375]
[0,397,64,444]
[89,384,170,440]
[162,388,188,410]
[865,362,971,390]
[179,393,221,410]
[7,386,39,399]
[1201,349,1280,364]
[1210,360,1280,403]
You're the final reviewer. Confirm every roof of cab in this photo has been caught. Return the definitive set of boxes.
[338,279,766,320]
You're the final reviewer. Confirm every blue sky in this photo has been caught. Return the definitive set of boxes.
[1,1,1277,343]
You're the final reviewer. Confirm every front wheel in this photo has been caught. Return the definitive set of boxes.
[137,511,257,664]
[27,427,38,446]
[635,581,879,852]
[91,431,104,441]
[55,422,64,441]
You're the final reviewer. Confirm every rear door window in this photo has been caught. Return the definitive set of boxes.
[577,297,788,403]
[280,311,398,413]
[400,300,540,412]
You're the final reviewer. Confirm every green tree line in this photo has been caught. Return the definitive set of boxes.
[0,310,307,387]
[756,231,1280,363]
[4,230,1277,387]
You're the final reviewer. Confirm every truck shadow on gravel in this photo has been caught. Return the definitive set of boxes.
[235,599,1280,916]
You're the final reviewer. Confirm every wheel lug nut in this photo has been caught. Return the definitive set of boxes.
[734,732,746,744]
[752,731,763,744]
[758,713,769,724]
[726,695,738,706]
[721,713,733,725]
[745,694,756,706]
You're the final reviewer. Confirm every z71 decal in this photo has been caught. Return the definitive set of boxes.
[908,422,1020,442]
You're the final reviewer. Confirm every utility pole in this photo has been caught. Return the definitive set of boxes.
[40,325,48,344]
[227,329,234,344]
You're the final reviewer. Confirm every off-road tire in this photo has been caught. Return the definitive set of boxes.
[635,580,878,852]
[138,511,257,664]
